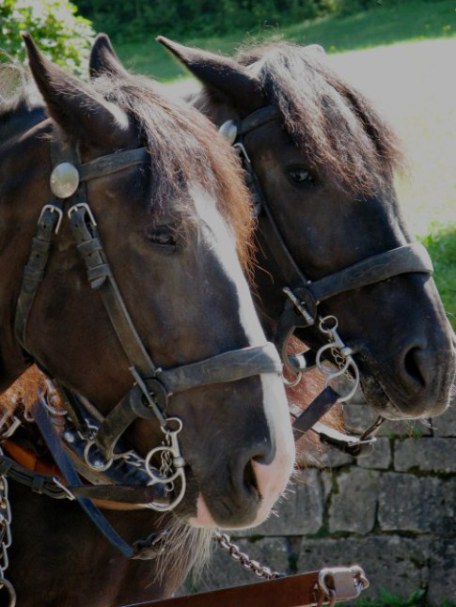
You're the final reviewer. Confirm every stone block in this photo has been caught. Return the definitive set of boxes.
[378,472,456,534]
[343,404,377,433]
[343,404,432,438]
[298,536,430,601]
[395,437,456,473]
[432,400,456,437]
[314,442,355,468]
[357,437,391,470]
[321,470,334,501]
[246,469,324,536]
[427,539,456,606]
[329,468,379,534]
[380,417,433,438]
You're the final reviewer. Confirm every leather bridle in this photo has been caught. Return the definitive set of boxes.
[219,106,434,451]
[8,126,283,557]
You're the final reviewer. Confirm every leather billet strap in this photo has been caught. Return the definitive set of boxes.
[292,386,340,439]
[95,343,281,459]
[237,105,280,137]
[294,242,433,312]
[122,566,368,607]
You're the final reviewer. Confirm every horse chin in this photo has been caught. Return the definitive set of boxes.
[360,375,441,421]
[188,492,274,531]
[188,495,218,529]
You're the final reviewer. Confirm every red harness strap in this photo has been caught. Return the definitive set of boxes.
[123,566,368,607]
[3,439,62,479]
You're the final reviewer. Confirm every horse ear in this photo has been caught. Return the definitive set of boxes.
[23,32,131,148]
[156,36,265,114]
[89,33,129,79]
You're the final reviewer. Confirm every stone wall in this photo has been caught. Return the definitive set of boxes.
[179,399,456,606]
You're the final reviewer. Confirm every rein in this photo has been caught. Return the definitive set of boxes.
[219,107,434,453]
[7,127,283,557]
[122,559,369,607]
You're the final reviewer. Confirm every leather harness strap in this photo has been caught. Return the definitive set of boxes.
[122,566,368,607]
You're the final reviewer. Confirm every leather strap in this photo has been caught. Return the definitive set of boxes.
[292,386,340,438]
[122,567,366,607]
[237,106,280,137]
[32,400,136,558]
[304,242,433,305]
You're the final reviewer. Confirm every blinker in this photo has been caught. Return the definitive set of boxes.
[50,162,80,198]
[219,120,238,145]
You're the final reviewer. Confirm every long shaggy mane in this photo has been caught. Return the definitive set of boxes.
[236,42,404,194]
[91,73,254,272]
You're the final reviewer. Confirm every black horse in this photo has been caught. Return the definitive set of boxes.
[155,37,455,423]
[0,36,294,606]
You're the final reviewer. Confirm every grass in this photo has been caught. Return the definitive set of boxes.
[114,1,456,80]
[353,587,456,607]
[355,588,426,606]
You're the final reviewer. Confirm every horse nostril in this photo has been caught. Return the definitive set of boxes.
[403,346,427,390]
[243,459,259,495]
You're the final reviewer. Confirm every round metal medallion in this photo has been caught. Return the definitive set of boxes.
[50,162,80,198]
[218,120,238,145]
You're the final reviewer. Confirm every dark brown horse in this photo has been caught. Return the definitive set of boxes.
[0,36,295,606]
[156,38,455,424]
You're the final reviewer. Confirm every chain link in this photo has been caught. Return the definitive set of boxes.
[215,531,282,580]
[0,447,16,606]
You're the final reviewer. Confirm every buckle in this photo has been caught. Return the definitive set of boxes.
[317,565,369,606]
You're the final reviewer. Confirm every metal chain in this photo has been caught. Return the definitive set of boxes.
[214,531,282,580]
[0,447,16,607]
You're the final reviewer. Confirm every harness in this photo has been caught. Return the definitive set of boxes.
[219,106,434,452]
[2,127,284,559]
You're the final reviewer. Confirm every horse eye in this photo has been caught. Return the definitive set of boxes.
[146,226,177,251]
[287,166,315,186]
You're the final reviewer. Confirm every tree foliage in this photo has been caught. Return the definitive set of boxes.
[73,0,338,40]
[0,0,95,75]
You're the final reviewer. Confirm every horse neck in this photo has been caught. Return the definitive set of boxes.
[0,118,51,391]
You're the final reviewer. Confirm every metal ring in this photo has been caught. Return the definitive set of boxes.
[350,565,370,592]
[282,371,302,388]
[160,417,183,435]
[83,442,113,472]
[0,577,17,607]
[319,315,338,334]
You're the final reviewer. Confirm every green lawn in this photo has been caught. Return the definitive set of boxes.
[114,1,456,80]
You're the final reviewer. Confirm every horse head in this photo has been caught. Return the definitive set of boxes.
[156,38,455,422]
[0,35,294,531]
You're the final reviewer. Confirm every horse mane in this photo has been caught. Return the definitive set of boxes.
[91,73,255,272]
[235,42,404,195]
[0,63,254,272]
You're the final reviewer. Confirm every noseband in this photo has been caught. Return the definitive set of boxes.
[8,127,282,557]
[220,107,434,451]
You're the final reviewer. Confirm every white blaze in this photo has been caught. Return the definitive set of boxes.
[190,184,295,528]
